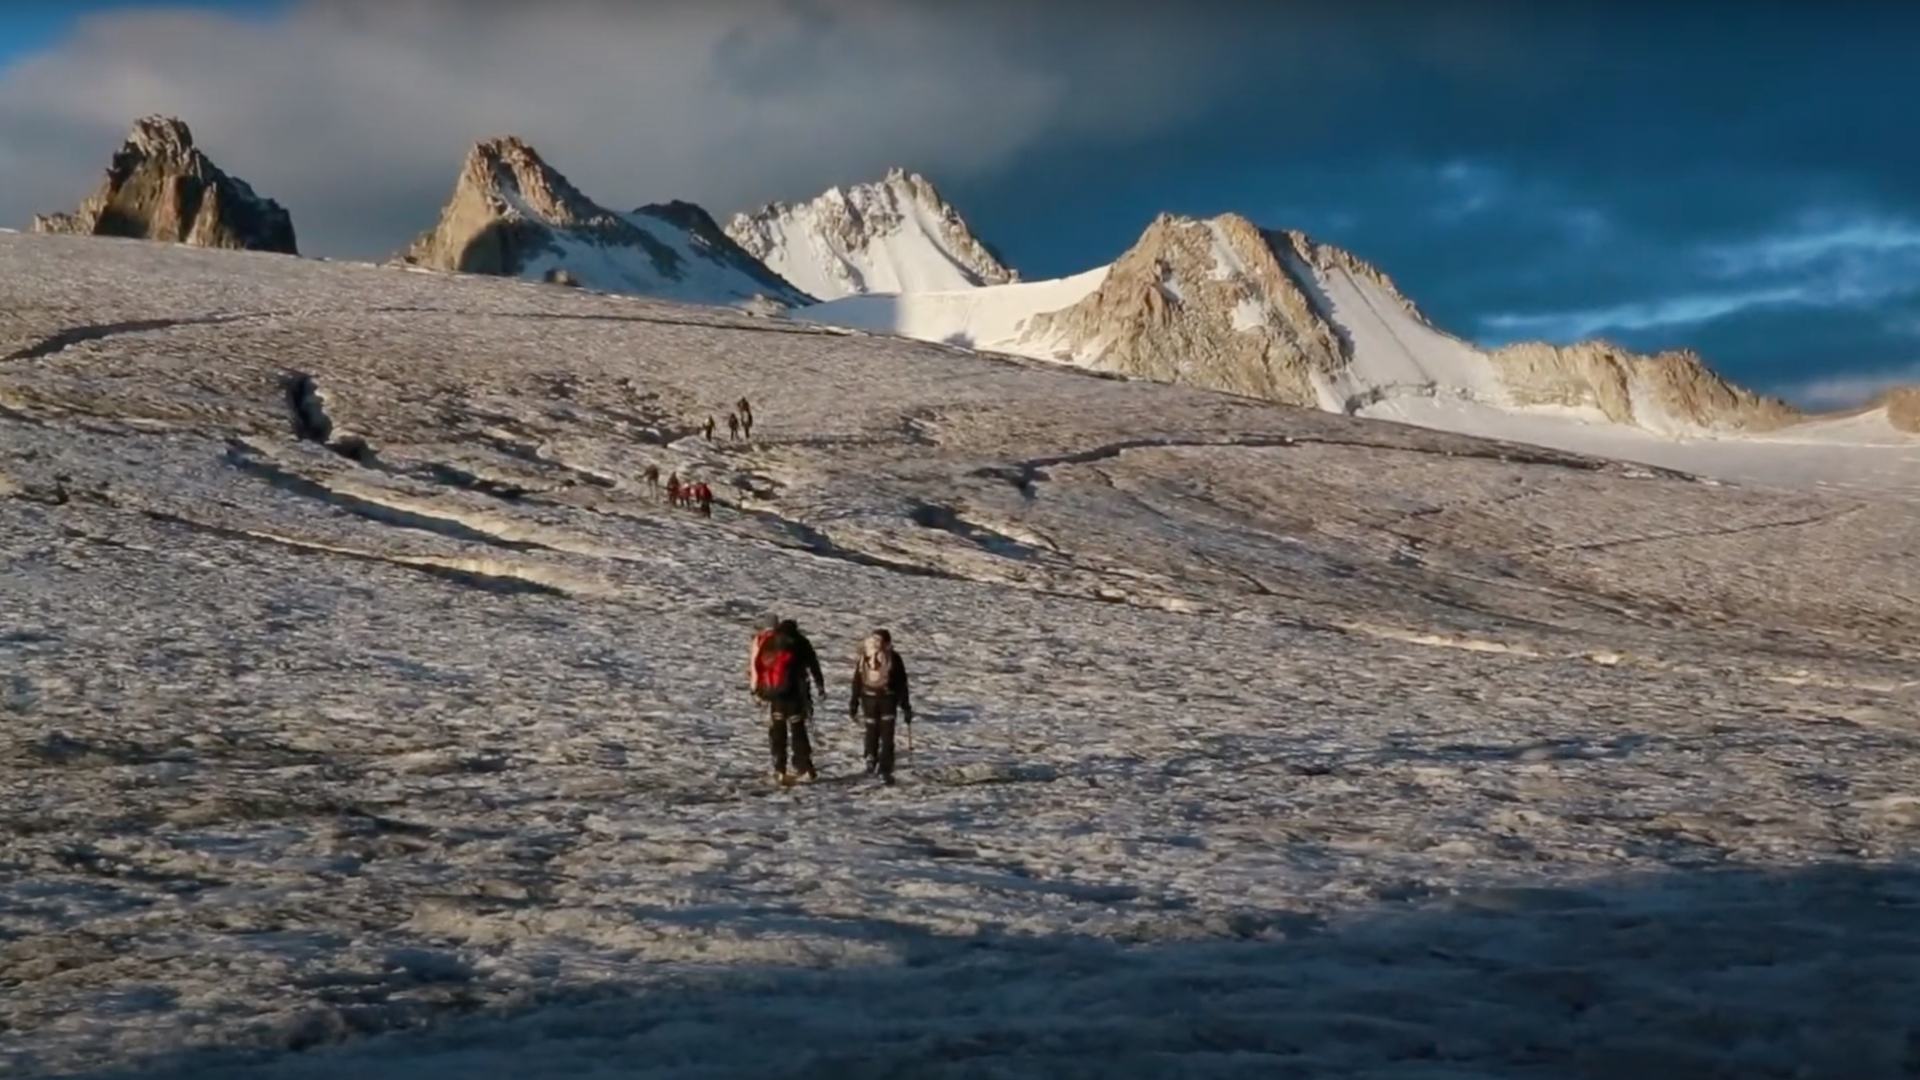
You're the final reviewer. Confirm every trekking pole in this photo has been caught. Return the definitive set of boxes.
[905,720,914,770]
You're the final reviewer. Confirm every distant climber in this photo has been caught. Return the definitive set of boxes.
[641,463,659,495]
[727,413,741,440]
[665,472,681,507]
[694,482,713,517]
[739,401,754,439]
[848,628,913,785]
[704,415,716,441]
[753,616,826,785]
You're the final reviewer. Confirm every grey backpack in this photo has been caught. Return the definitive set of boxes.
[857,633,894,695]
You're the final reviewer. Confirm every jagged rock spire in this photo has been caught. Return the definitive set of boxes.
[32,115,297,254]
[397,135,811,306]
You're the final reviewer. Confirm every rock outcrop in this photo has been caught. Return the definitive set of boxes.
[31,116,297,254]
[1019,213,1346,406]
[1487,340,1800,433]
[399,137,809,307]
[1871,387,1920,433]
[725,168,1016,301]
[399,136,608,277]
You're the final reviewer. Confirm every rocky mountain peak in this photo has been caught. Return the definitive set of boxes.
[1486,339,1801,432]
[456,136,606,228]
[1018,210,1799,434]
[398,135,809,307]
[1018,212,1350,404]
[31,114,297,254]
[123,115,196,161]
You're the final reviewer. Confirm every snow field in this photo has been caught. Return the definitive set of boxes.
[798,267,1108,353]
[4,232,1920,1077]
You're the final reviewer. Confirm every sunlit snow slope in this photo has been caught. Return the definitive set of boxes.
[520,202,805,307]
[800,213,1916,496]
[800,266,1109,351]
[726,169,1017,301]
[5,231,1920,1079]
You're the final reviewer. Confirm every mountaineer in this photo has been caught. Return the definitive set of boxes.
[848,628,913,784]
[751,616,826,784]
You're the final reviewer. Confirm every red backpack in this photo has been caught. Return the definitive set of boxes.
[753,634,800,701]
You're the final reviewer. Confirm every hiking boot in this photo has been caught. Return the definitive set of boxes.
[863,757,878,775]
[800,767,817,783]
[775,769,793,786]
[881,773,896,786]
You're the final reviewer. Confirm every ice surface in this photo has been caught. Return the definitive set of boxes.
[4,232,1920,1078]
[798,267,1109,353]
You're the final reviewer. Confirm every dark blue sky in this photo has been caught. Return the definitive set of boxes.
[936,4,1920,405]
[0,0,274,59]
[3,2,1917,406]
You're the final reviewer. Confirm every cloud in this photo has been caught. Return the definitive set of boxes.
[1428,160,1502,222]
[6,0,1919,403]
[1704,219,1920,272]
[1466,208,1920,349]
[1776,365,1920,411]
[1477,288,1813,343]
[0,0,1274,258]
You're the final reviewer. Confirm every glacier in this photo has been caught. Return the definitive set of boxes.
[4,231,1920,1078]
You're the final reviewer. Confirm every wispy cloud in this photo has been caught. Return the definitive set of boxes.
[1430,159,1501,222]
[1477,286,1810,342]
[1559,207,1611,245]
[1417,159,1613,248]
[1476,212,1920,345]
[1701,215,1920,276]
[1775,364,1920,410]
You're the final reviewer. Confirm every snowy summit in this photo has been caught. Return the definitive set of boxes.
[725,167,1017,301]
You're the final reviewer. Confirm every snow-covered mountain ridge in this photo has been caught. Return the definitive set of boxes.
[10,110,1905,466]
[724,167,1016,300]
[801,210,1804,445]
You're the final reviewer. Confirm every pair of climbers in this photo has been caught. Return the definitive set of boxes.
[703,399,755,443]
[749,615,913,786]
